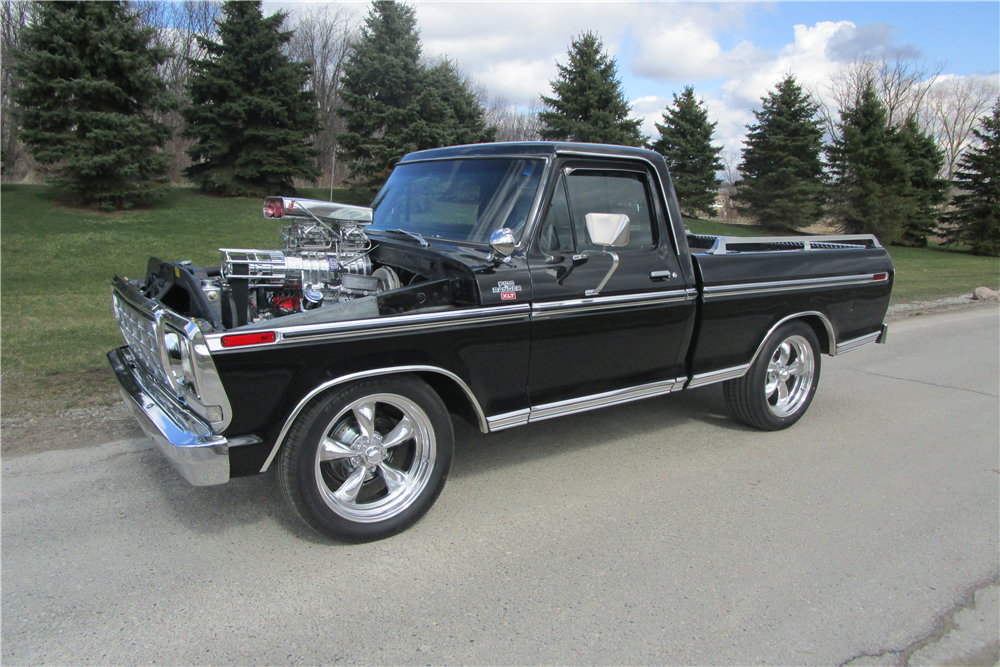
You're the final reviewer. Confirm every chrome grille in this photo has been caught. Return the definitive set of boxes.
[113,294,168,385]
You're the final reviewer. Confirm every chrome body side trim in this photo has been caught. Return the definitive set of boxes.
[108,347,230,486]
[689,311,839,388]
[703,273,889,300]
[487,409,530,431]
[835,331,883,355]
[686,364,750,389]
[702,233,881,255]
[530,289,694,319]
[206,304,531,352]
[227,435,263,448]
[527,377,685,423]
[259,365,489,473]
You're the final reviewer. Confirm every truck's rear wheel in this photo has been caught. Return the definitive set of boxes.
[277,376,453,542]
[724,321,821,431]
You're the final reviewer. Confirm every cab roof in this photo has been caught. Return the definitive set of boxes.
[398,141,663,164]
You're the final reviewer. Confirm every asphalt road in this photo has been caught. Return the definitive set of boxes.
[3,307,998,666]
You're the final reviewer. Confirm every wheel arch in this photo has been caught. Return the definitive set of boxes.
[748,311,836,370]
[258,365,488,474]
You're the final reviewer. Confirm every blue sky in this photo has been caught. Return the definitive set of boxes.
[619,1,999,98]
[273,1,1000,151]
[745,2,998,73]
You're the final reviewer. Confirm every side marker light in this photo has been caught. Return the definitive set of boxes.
[221,331,277,348]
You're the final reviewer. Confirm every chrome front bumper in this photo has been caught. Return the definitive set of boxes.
[108,346,230,486]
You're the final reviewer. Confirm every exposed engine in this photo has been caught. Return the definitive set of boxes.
[211,197,400,325]
[139,195,472,333]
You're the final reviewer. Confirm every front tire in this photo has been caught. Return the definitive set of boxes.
[277,375,453,542]
[724,321,821,431]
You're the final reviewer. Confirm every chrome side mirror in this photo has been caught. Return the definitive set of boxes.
[582,213,630,296]
[585,213,630,248]
[488,228,516,264]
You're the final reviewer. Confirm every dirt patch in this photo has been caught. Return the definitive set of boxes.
[1,366,121,419]
[886,294,1000,322]
[1,403,143,457]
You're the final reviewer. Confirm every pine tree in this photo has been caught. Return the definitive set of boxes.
[736,75,827,231]
[829,86,904,242]
[942,103,1000,256]
[650,86,722,217]
[337,3,493,188]
[337,1,423,187]
[13,1,174,210]
[896,116,947,247]
[539,32,643,147]
[183,1,319,197]
[412,59,495,149]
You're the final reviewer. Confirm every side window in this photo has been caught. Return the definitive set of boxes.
[538,175,574,253]
[565,170,657,252]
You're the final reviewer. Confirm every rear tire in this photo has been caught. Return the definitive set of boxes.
[724,321,821,431]
[277,375,453,542]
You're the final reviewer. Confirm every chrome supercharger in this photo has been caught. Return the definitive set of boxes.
[212,197,399,325]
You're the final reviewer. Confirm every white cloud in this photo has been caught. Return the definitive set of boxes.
[475,59,555,105]
[630,94,667,138]
[270,2,958,154]
[698,22,876,151]
[629,16,769,82]
[721,22,851,106]
[716,21,893,151]
[629,91,749,156]
[406,2,860,151]
[414,2,635,104]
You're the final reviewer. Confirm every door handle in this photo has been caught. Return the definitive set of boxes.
[649,270,677,281]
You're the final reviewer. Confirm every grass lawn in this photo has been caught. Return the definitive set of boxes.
[2,185,997,417]
[0,184,369,416]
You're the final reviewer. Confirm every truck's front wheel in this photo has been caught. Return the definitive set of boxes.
[724,321,821,431]
[277,376,453,542]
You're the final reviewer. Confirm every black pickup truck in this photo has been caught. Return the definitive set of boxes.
[109,141,893,541]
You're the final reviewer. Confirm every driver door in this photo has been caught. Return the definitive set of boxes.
[526,161,696,414]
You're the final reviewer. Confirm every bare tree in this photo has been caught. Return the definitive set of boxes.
[814,55,944,139]
[137,0,220,183]
[415,58,540,144]
[140,1,219,93]
[719,150,741,186]
[1,0,37,182]
[716,150,742,221]
[288,4,357,189]
[921,75,999,180]
[434,63,540,142]
[482,95,542,142]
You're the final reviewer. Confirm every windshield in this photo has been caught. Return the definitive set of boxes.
[370,158,545,243]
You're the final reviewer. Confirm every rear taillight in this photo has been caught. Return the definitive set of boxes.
[221,331,277,348]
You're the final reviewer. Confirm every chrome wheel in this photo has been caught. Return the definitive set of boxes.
[764,335,815,418]
[723,320,822,431]
[279,376,453,541]
[314,393,436,523]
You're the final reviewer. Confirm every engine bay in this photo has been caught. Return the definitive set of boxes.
[139,197,476,332]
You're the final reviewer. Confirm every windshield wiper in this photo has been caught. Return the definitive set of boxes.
[384,229,429,247]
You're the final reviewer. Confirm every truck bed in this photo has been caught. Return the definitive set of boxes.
[685,233,894,384]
